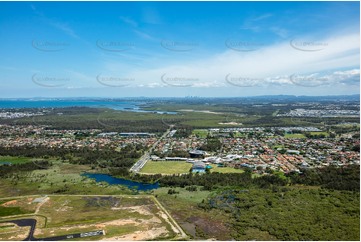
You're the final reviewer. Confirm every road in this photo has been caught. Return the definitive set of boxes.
[7,219,36,241]
[0,194,187,241]
[36,230,105,241]
[2,218,105,241]
[151,196,187,240]
[129,125,174,173]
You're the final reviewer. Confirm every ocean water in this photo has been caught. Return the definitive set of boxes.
[0,99,139,110]
[0,99,177,114]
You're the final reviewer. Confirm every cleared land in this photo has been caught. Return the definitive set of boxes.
[154,187,233,240]
[0,195,184,241]
[140,161,192,174]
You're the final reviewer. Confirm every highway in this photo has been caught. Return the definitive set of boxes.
[129,125,174,173]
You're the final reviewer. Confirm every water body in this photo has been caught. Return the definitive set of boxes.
[82,173,159,191]
[0,99,137,110]
[0,99,176,114]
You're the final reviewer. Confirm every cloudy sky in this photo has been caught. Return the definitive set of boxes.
[0,1,359,98]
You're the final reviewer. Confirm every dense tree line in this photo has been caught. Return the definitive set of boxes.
[200,137,222,152]
[287,164,360,191]
[125,165,359,192]
[0,144,143,168]
[172,127,193,138]
[0,107,170,133]
[126,170,288,190]
[198,187,359,241]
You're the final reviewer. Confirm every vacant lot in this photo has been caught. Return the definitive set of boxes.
[0,195,182,241]
[140,161,192,175]
[154,187,233,240]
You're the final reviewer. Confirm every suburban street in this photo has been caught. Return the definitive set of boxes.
[129,125,174,173]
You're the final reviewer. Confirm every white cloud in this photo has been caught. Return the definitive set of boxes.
[289,69,360,87]
[133,30,157,41]
[270,27,289,38]
[49,21,79,39]
[91,30,359,94]
[30,4,79,39]
[118,31,359,89]
[251,13,273,22]
[119,16,138,28]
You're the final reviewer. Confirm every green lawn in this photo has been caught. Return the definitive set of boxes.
[309,131,329,137]
[0,156,33,164]
[284,133,306,139]
[210,166,245,174]
[233,132,247,138]
[0,161,134,197]
[272,109,280,117]
[192,129,209,138]
[154,187,211,204]
[140,161,193,174]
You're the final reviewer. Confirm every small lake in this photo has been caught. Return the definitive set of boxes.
[82,173,159,191]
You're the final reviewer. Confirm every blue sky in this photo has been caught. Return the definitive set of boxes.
[0,1,359,98]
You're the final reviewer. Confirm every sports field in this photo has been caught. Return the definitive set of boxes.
[284,133,306,138]
[210,166,245,173]
[140,161,245,175]
[140,161,192,174]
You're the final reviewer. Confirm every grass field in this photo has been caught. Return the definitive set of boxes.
[0,161,135,198]
[140,161,192,174]
[0,195,180,241]
[192,129,209,138]
[154,187,233,240]
[154,187,211,204]
[140,161,245,175]
[309,131,329,137]
[284,133,306,138]
[233,132,247,138]
[210,166,245,174]
[0,156,33,165]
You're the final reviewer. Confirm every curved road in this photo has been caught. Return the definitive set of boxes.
[2,219,104,241]
[1,194,186,241]
[7,219,36,241]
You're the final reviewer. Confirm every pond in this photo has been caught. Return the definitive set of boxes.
[82,173,159,191]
